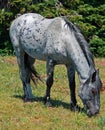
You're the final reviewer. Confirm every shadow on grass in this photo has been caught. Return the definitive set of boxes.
[13,95,69,108]
[13,94,86,114]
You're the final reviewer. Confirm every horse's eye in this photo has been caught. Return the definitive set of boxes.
[91,88,96,95]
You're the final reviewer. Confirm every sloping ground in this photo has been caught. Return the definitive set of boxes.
[0,56,105,130]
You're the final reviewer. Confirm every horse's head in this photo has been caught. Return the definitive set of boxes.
[79,69,102,117]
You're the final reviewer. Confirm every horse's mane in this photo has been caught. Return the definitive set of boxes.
[63,18,95,68]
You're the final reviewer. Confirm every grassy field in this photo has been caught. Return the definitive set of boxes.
[0,56,105,130]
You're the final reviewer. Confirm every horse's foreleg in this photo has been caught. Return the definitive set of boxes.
[44,59,55,106]
[66,66,80,111]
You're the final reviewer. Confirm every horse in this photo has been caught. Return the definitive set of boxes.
[9,13,102,117]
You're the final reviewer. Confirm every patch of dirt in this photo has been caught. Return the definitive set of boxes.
[5,56,17,65]
[95,59,105,66]
[101,80,105,92]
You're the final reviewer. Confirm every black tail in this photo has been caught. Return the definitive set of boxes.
[24,53,43,86]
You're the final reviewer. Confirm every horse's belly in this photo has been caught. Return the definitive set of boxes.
[20,35,69,64]
[21,42,47,60]
[22,43,69,64]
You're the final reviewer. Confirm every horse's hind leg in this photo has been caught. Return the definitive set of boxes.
[44,59,55,106]
[10,31,35,101]
[23,53,36,101]
[17,51,35,102]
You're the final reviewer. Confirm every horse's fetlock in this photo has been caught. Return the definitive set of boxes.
[44,96,52,107]
[70,102,81,112]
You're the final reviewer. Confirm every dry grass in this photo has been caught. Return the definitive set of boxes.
[0,56,105,130]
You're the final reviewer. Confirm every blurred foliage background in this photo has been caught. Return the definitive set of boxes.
[0,0,105,57]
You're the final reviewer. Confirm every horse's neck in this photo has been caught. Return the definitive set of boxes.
[66,31,94,83]
[73,51,90,83]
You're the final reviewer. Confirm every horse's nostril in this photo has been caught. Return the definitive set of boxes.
[94,110,99,115]
[87,110,92,117]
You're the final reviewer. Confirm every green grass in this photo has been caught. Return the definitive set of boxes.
[0,56,105,130]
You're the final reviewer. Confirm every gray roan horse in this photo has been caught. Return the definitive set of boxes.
[10,13,102,117]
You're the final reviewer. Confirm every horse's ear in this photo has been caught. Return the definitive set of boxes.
[91,71,96,82]
[96,69,99,74]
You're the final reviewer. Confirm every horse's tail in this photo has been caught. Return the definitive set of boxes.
[24,53,43,86]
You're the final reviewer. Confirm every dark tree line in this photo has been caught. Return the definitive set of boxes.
[0,0,105,56]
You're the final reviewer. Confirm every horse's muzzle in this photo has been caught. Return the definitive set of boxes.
[85,101,99,117]
[87,109,99,117]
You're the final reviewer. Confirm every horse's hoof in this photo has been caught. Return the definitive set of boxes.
[44,96,52,107]
[44,101,52,107]
[70,103,81,112]
[23,95,35,102]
